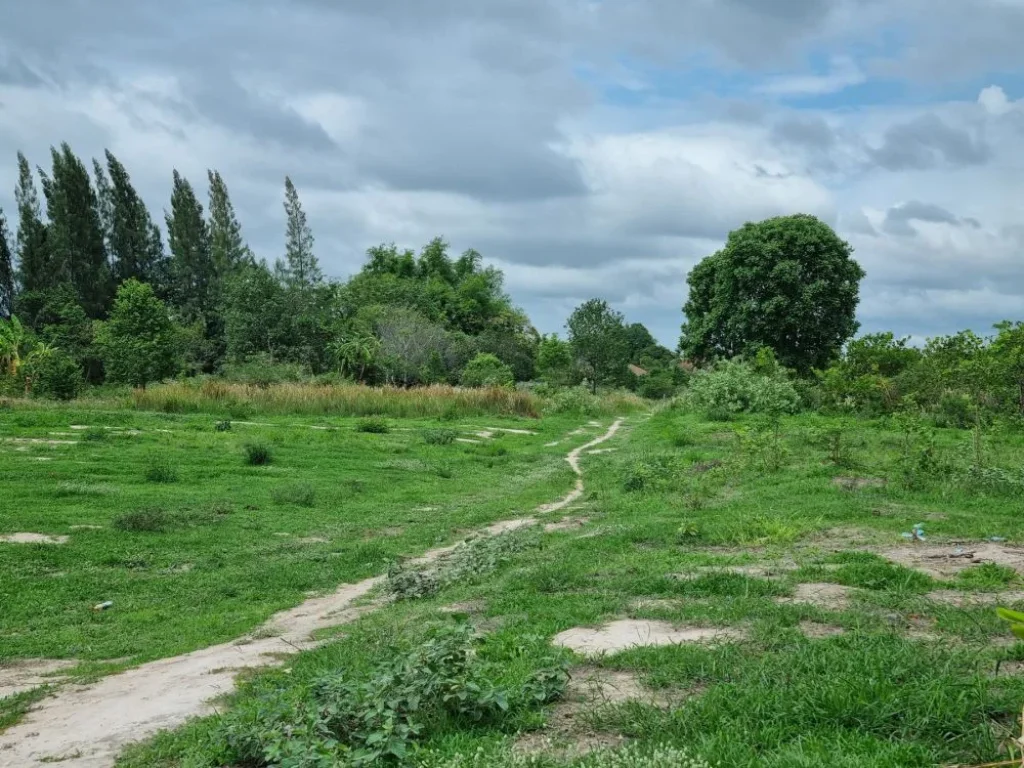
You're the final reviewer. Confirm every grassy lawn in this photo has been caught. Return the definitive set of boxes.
[7,400,1024,767]
[0,404,592,668]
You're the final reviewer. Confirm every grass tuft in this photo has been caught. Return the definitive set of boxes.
[144,461,179,483]
[244,442,273,466]
[355,416,390,434]
[271,483,316,507]
[113,508,171,533]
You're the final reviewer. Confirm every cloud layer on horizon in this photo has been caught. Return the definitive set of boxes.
[1,0,1022,345]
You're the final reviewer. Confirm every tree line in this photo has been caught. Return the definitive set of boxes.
[0,144,680,398]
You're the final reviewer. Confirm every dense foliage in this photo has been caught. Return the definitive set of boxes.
[681,214,864,373]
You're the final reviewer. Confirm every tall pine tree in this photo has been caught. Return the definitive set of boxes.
[0,207,13,319]
[280,176,321,289]
[165,170,214,324]
[208,170,249,275]
[14,152,50,296]
[104,150,165,287]
[39,143,110,317]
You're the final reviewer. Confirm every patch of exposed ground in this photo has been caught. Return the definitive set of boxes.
[878,542,1024,580]
[799,621,846,639]
[926,589,1024,607]
[671,562,796,580]
[553,620,744,656]
[440,600,488,615]
[0,660,78,698]
[296,537,329,545]
[2,437,78,446]
[832,476,887,491]
[776,583,856,610]
[513,666,684,758]
[0,533,69,545]
[586,448,617,455]
[630,598,685,611]
[544,517,590,533]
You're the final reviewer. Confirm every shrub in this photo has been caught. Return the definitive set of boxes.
[24,348,83,401]
[214,420,232,432]
[460,353,514,388]
[144,461,179,483]
[244,442,273,466]
[215,624,567,767]
[83,427,107,441]
[355,416,390,434]
[271,483,317,507]
[638,369,677,400]
[423,427,458,445]
[685,359,799,418]
[113,508,171,532]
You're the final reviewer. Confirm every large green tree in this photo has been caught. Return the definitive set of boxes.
[0,207,13,319]
[39,143,111,317]
[103,150,165,287]
[279,176,321,289]
[208,170,250,275]
[680,214,865,373]
[14,152,51,296]
[95,279,182,388]
[567,298,629,393]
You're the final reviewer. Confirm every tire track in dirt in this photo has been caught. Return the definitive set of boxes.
[0,419,625,768]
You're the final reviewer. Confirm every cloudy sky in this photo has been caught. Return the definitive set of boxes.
[1,1,1022,346]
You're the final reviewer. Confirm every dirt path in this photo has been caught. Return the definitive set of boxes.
[0,419,625,768]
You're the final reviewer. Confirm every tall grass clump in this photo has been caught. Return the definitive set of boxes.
[244,442,273,466]
[131,381,541,419]
[545,385,647,416]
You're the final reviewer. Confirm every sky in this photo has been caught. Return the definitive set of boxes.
[1,0,1022,347]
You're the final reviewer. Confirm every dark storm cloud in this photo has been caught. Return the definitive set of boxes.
[869,114,992,171]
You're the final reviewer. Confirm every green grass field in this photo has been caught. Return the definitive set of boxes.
[5,400,1024,767]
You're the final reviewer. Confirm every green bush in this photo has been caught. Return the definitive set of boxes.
[24,348,83,401]
[271,483,317,507]
[144,461,179,483]
[423,427,458,445]
[355,416,390,434]
[460,353,514,388]
[638,369,678,400]
[244,442,273,466]
[214,624,568,767]
[113,508,171,533]
[686,359,799,418]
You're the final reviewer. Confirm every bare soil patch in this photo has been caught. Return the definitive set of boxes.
[553,620,744,656]
[799,620,846,639]
[672,562,795,580]
[0,533,69,545]
[0,659,78,698]
[544,517,590,533]
[832,476,887,491]
[927,589,1024,607]
[879,542,1024,580]
[513,666,685,758]
[776,583,856,610]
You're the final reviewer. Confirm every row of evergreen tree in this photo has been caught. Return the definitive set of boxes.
[0,144,326,372]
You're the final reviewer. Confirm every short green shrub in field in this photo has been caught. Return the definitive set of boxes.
[214,624,568,767]
[83,427,108,442]
[144,461,179,483]
[271,483,316,507]
[424,743,713,768]
[388,529,541,600]
[356,416,390,434]
[214,420,232,432]
[686,359,799,419]
[423,427,458,445]
[113,508,171,533]
[244,442,273,466]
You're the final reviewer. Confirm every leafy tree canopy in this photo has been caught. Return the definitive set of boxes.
[681,214,865,373]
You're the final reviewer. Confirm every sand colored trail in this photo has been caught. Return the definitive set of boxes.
[0,419,625,768]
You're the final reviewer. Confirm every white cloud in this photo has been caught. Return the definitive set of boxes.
[757,56,866,96]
